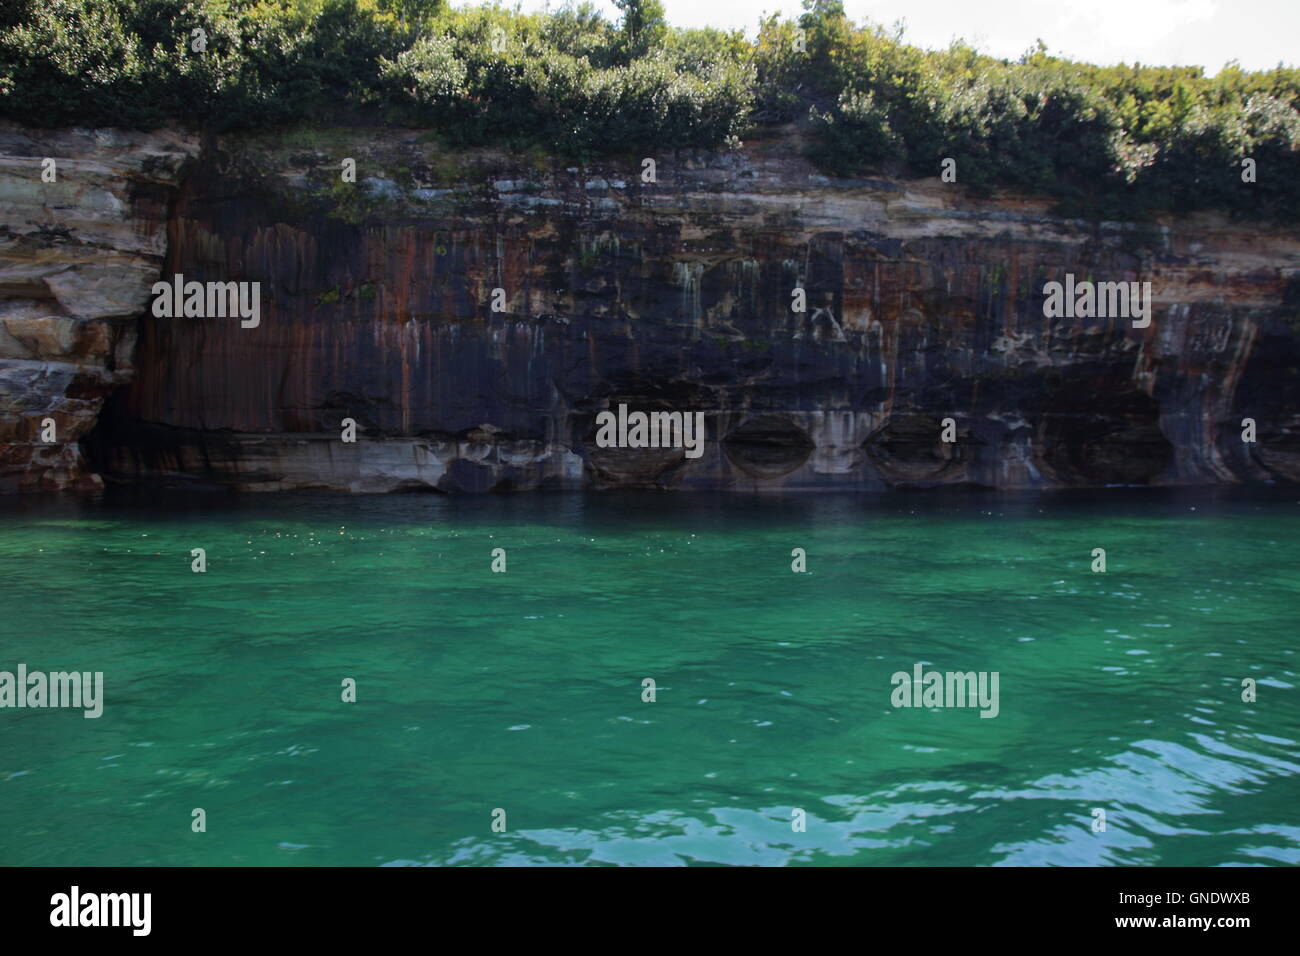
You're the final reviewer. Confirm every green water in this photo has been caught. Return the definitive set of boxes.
[0,488,1296,867]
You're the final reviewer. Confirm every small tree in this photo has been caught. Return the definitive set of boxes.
[613,0,665,64]
[377,0,446,30]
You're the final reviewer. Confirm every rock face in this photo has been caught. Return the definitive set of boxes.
[3,124,1299,493]
[0,125,197,492]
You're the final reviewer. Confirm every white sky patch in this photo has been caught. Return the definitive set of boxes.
[478,0,1297,73]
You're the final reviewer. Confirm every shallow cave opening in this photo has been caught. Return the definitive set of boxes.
[721,415,814,478]
[389,481,446,494]
[1230,325,1300,481]
[1038,384,1173,485]
[78,386,142,481]
[862,414,964,483]
[579,397,701,486]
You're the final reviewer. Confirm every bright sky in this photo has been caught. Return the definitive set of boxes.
[473,0,1299,73]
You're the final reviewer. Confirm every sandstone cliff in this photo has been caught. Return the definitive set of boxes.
[3,124,1298,493]
[0,125,196,492]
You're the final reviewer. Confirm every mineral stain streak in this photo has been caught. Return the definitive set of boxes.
[2,124,1299,493]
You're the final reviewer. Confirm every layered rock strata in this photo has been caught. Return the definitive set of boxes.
[0,125,196,491]
[3,124,1298,492]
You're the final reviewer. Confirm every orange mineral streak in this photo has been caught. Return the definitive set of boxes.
[9,125,1299,493]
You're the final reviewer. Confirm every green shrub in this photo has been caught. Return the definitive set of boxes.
[1,0,1296,220]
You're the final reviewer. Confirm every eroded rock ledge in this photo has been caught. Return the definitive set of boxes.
[0,125,197,492]
[3,124,1299,493]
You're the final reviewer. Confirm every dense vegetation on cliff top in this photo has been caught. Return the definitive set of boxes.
[2,0,1298,220]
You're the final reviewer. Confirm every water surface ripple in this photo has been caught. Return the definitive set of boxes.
[0,488,1296,866]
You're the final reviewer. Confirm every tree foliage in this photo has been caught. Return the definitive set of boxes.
[1,0,1296,218]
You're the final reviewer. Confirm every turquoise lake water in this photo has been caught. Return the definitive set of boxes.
[0,488,1296,866]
